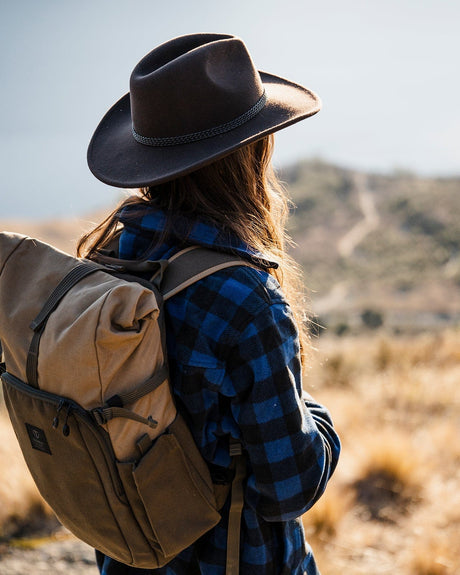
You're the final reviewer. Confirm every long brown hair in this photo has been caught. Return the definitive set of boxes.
[78,135,311,365]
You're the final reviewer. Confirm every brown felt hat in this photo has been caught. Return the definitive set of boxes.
[87,33,321,188]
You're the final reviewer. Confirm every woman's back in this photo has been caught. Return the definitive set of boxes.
[91,208,340,575]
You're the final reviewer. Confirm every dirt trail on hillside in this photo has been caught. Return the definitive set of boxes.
[314,174,380,315]
[338,173,380,258]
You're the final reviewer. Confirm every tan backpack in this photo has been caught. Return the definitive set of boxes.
[0,231,247,573]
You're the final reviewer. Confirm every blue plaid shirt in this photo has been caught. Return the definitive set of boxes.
[96,206,340,575]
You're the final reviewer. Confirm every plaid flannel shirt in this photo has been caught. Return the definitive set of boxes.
[96,206,340,575]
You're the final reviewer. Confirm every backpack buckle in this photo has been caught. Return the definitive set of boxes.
[229,440,242,457]
[92,407,108,425]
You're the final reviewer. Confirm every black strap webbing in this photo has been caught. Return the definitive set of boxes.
[0,340,4,375]
[26,262,102,388]
[29,262,102,331]
[106,364,169,407]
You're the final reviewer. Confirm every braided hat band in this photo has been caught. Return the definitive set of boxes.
[132,92,267,147]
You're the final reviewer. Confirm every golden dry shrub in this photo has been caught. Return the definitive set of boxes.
[408,536,459,575]
[351,432,423,522]
[317,350,358,388]
[373,330,460,373]
[374,337,394,371]
[302,481,351,540]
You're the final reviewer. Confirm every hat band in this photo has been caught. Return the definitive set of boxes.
[132,91,267,147]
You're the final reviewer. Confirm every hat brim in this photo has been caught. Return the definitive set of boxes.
[87,71,321,188]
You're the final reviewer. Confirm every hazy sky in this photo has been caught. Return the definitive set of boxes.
[1,0,459,218]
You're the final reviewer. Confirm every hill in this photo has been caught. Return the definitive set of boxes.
[280,160,460,333]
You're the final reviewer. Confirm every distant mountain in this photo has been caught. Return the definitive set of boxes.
[280,160,460,333]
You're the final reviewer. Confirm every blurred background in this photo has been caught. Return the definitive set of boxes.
[0,1,459,574]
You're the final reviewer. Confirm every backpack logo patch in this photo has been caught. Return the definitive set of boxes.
[26,423,52,455]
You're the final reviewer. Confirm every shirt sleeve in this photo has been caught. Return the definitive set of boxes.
[227,299,341,522]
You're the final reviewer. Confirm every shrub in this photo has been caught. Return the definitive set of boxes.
[361,309,384,329]
[334,322,350,337]
[352,434,422,522]
[321,352,355,387]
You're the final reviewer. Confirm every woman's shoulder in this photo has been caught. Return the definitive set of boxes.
[196,262,286,311]
[165,262,289,339]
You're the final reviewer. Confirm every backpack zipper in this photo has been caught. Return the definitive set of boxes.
[1,371,126,500]
[53,399,66,429]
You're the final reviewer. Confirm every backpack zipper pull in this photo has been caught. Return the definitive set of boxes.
[62,403,72,437]
[53,400,65,429]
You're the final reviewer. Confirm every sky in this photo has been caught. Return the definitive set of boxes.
[1,0,459,218]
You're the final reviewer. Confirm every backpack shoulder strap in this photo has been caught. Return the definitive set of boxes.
[93,244,255,301]
[161,246,254,301]
[162,246,250,574]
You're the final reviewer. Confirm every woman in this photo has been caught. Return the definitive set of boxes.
[82,33,340,575]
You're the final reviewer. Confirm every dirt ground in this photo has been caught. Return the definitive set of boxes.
[0,534,97,575]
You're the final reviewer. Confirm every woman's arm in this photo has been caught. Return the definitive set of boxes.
[228,299,341,522]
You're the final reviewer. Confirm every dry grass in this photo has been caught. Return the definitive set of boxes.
[302,328,460,574]
[303,480,351,540]
[408,538,456,575]
[0,325,459,572]
[0,411,57,540]
[372,331,460,384]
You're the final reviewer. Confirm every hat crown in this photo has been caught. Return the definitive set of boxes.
[130,34,265,140]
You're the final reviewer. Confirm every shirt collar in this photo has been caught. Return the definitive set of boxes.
[118,205,278,270]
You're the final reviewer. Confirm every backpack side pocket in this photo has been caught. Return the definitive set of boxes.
[131,413,221,559]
